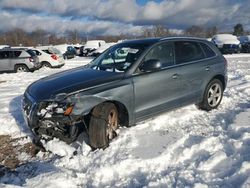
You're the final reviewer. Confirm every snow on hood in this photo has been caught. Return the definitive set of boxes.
[213,34,240,45]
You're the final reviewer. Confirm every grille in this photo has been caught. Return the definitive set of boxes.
[223,44,238,48]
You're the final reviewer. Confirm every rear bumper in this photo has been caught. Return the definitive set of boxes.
[51,63,65,68]
[29,63,42,71]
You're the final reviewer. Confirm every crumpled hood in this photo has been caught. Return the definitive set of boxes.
[26,67,123,101]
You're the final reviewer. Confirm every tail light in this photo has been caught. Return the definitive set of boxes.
[29,57,34,62]
[51,54,58,60]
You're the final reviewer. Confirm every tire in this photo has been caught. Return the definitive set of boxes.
[88,102,119,149]
[196,79,223,111]
[42,62,52,68]
[15,65,29,73]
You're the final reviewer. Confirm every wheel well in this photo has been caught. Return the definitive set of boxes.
[41,61,51,65]
[211,75,226,90]
[88,101,129,127]
[112,101,129,127]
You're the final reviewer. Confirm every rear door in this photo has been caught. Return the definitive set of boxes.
[174,40,213,104]
[9,50,24,70]
[0,51,11,71]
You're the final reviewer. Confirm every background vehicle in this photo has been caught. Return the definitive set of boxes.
[212,34,241,54]
[0,48,40,73]
[241,42,250,53]
[0,45,10,49]
[23,37,227,149]
[63,46,76,59]
[87,43,114,57]
[82,40,106,56]
[238,35,250,53]
[33,47,65,68]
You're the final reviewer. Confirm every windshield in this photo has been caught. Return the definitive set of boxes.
[89,42,151,73]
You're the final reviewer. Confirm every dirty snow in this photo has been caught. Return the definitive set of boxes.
[0,54,250,187]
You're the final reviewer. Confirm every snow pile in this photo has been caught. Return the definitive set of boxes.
[0,55,250,187]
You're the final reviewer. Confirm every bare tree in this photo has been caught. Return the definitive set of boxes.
[141,25,170,38]
[185,25,206,37]
[206,26,218,38]
[233,23,244,36]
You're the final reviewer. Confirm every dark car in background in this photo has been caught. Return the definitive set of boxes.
[23,37,227,149]
[241,42,250,53]
[63,46,76,59]
[0,48,40,73]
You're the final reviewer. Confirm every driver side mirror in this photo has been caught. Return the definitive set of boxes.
[139,59,162,72]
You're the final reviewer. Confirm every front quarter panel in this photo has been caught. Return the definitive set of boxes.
[69,78,135,124]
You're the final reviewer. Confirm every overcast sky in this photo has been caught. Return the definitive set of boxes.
[0,0,249,36]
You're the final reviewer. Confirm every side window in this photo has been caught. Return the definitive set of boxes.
[144,42,174,68]
[43,50,52,54]
[200,43,216,58]
[13,51,22,58]
[33,50,41,56]
[175,41,205,64]
[0,51,10,59]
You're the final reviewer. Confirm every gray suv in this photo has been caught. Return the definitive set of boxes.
[23,37,227,149]
[0,48,40,73]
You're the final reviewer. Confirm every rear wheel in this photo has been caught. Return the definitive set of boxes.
[15,65,29,73]
[88,102,119,149]
[196,79,223,111]
[42,62,52,68]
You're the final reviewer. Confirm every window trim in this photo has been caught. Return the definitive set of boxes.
[132,40,219,76]
[199,42,217,59]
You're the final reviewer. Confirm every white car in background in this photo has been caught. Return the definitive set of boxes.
[33,47,65,68]
[88,43,116,57]
[82,40,106,56]
[212,34,241,54]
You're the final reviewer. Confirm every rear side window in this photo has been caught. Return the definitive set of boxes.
[26,50,36,57]
[42,50,53,54]
[33,50,42,56]
[175,41,205,64]
[13,51,22,57]
[200,43,216,58]
[0,51,10,59]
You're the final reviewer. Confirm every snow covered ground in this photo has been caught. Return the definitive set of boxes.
[0,54,250,187]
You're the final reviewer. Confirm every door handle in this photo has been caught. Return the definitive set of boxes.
[172,74,179,79]
[205,66,210,71]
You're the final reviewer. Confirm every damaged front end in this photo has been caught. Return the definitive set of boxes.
[23,93,83,144]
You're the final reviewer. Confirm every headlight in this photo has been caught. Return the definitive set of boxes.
[37,100,74,118]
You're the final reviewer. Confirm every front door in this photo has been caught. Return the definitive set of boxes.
[132,42,182,121]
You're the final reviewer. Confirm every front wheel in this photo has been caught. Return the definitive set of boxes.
[196,79,223,111]
[88,102,119,149]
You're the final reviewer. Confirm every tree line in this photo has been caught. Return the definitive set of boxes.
[0,23,249,46]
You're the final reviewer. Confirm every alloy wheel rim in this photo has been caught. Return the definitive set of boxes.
[17,67,27,72]
[107,109,118,140]
[207,83,222,107]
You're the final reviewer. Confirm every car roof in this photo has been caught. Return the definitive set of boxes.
[121,37,209,45]
[0,47,28,51]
